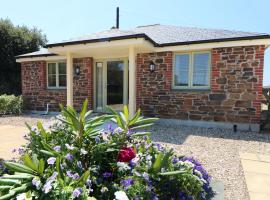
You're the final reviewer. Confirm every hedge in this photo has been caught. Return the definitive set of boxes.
[0,94,23,115]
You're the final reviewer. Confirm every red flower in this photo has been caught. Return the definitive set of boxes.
[117,147,136,162]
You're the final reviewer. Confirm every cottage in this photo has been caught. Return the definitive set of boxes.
[16,24,270,131]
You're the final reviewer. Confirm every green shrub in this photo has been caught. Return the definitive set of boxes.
[0,100,213,200]
[0,94,23,115]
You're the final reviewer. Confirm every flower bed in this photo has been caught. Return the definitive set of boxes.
[0,100,213,199]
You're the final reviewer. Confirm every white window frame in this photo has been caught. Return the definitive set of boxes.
[47,61,67,89]
[172,51,211,90]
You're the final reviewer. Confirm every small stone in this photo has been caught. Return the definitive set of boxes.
[209,94,227,101]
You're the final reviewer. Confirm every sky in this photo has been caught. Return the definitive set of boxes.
[0,0,269,85]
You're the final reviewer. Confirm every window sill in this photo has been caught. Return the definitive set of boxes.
[171,88,211,92]
[46,88,67,90]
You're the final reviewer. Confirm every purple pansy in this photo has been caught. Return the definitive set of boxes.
[47,157,56,165]
[53,146,61,152]
[72,188,82,198]
[32,177,41,189]
[65,153,73,161]
[103,172,113,178]
[95,136,100,143]
[18,147,24,155]
[120,178,134,188]
[43,172,58,193]
[77,161,83,168]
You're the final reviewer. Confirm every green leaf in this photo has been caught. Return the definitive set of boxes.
[40,150,55,157]
[22,154,38,171]
[123,105,129,121]
[5,162,36,175]
[56,157,64,180]
[159,170,187,176]
[152,152,164,173]
[160,149,174,170]
[0,179,20,185]
[129,109,141,126]
[130,132,151,137]
[75,170,90,187]
[0,186,12,191]
[38,159,45,174]
[129,123,154,130]
[80,99,88,121]
[0,191,16,200]
[37,121,47,140]
[1,173,34,180]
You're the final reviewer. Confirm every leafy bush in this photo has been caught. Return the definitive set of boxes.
[0,94,23,115]
[0,100,212,199]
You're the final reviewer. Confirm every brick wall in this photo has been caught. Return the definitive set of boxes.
[136,45,265,124]
[21,57,93,111]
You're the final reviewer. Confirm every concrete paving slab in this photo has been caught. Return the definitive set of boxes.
[0,125,28,160]
[240,152,270,200]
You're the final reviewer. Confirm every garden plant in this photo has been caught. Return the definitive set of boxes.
[0,100,212,199]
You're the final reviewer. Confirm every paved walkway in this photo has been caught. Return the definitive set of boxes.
[0,125,28,160]
[240,152,270,200]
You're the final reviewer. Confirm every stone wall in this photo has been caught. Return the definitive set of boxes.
[136,45,265,124]
[21,57,93,111]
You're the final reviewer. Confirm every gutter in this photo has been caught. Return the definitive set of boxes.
[44,34,270,48]
[15,53,58,59]
[17,34,270,59]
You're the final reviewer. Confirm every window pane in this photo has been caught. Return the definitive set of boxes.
[58,62,66,74]
[48,63,56,74]
[193,53,209,86]
[59,75,66,87]
[174,54,189,86]
[48,75,56,87]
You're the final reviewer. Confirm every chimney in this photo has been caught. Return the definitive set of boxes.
[116,7,119,29]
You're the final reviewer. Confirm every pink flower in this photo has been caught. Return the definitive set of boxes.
[117,147,136,163]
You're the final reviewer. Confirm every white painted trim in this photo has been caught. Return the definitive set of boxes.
[155,39,270,52]
[16,56,66,63]
[172,51,211,89]
[16,38,270,62]
[93,57,129,112]
[129,46,136,117]
[48,38,148,53]
[46,61,67,89]
[66,52,73,107]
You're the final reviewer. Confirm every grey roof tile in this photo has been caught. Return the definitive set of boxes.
[17,24,270,58]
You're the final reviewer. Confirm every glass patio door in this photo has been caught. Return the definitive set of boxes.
[94,59,128,112]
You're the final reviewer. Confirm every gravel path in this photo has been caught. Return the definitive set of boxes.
[150,125,270,200]
[0,114,55,127]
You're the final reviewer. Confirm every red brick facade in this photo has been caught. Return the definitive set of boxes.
[21,45,265,125]
[21,57,93,111]
[136,45,265,124]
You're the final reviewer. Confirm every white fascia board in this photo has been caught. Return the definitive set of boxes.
[16,55,66,63]
[155,39,270,52]
[47,38,147,54]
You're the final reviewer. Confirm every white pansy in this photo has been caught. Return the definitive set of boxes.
[16,193,26,200]
[114,191,129,200]
[117,162,131,172]
[194,169,203,178]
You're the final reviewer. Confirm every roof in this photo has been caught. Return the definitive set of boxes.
[17,24,270,58]
[16,48,57,59]
[45,24,270,48]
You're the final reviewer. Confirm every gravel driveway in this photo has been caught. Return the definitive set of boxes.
[1,115,270,199]
[0,114,54,127]
[150,124,270,200]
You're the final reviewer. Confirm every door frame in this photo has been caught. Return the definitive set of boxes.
[93,57,129,112]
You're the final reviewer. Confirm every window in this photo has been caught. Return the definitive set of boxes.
[173,52,210,89]
[47,62,66,88]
